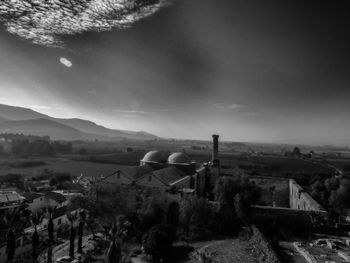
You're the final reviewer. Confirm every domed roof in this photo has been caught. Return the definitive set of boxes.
[141,151,165,163]
[167,152,191,165]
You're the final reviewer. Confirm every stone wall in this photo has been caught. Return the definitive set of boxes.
[289,179,326,212]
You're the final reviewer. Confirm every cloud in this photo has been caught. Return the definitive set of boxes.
[0,0,167,47]
[213,103,241,110]
[60,57,72,67]
[113,109,149,115]
[87,89,97,94]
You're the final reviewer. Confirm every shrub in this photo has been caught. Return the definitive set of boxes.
[143,224,175,260]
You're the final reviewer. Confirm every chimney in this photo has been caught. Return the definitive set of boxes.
[212,134,219,162]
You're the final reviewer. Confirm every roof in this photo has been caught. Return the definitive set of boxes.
[45,191,66,203]
[51,207,67,219]
[0,192,25,204]
[103,166,154,183]
[51,206,78,220]
[149,166,187,185]
[22,192,44,202]
[167,152,191,165]
[141,151,166,164]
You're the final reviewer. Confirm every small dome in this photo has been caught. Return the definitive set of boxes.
[141,151,165,164]
[168,152,191,165]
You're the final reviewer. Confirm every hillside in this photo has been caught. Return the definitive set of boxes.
[0,104,158,141]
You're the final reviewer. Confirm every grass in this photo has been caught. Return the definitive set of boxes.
[0,157,129,178]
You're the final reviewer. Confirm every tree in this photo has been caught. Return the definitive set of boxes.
[143,224,174,261]
[329,179,350,214]
[78,210,86,254]
[106,237,122,263]
[31,212,44,262]
[6,228,16,263]
[166,202,179,227]
[70,196,107,239]
[179,197,213,240]
[234,193,250,225]
[47,209,54,263]
[292,147,301,157]
[140,199,165,231]
[67,212,78,259]
[105,216,130,263]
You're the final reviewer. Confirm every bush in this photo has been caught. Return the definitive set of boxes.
[143,224,175,260]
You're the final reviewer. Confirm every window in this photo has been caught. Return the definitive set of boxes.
[148,175,152,182]
[58,218,62,225]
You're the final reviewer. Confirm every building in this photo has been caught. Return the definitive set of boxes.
[100,150,209,196]
[41,207,79,235]
[22,192,46,213]
[0,191,25,211]
[24,179,51,192]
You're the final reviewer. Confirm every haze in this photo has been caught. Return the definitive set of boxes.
[0,0,349,145]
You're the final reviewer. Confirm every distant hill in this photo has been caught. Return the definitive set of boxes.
[0,104,47,120]
[54,118,157,140]
[0,116,9,123]
[0,104,158,141]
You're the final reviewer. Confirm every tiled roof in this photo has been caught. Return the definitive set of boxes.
[104,166,154,183]
[45,191,66,203]
[150,166,187,185]
[122,166,154,181]
[0,192,24,204]
[22,192,44,202]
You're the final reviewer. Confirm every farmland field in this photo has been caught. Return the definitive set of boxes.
[0,157,128,178]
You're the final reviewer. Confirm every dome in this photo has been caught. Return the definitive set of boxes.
[141,151,165,164]
[167,152,191,165]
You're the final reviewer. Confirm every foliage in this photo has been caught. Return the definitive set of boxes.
[329,179,350,213]
[140,199,165,231]
[67,212,78,258]
[78,210,86,253]
[0,173,24,190]
[6,228,16,262]
[166,202,179,227]
[31,212,44,262]
[234,193,250,225]
[213,176,260,234]
[12,139,54,157]
[179,197,213,240]
[143,224,175,260]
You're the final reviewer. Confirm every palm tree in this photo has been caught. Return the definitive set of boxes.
[2,210,18,263]
[47,208,54,263]
[48,208,54,242]
[77,210,86,254]
[105,216,129,263]
[67,212,78,259]
[6,228,16,263]
[31,212,44,262]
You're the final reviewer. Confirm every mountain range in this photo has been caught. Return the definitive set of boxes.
[0,104,158,141]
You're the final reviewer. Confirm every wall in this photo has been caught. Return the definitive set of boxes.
[219,174,290,207]
[289,179,326,212]
[137,174,167,190]
[27,196,47,213]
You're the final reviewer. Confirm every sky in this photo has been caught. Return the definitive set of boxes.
[0,0,349,145]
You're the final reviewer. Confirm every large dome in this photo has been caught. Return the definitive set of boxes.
[141,151,165,164]
[167,152,191,165]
